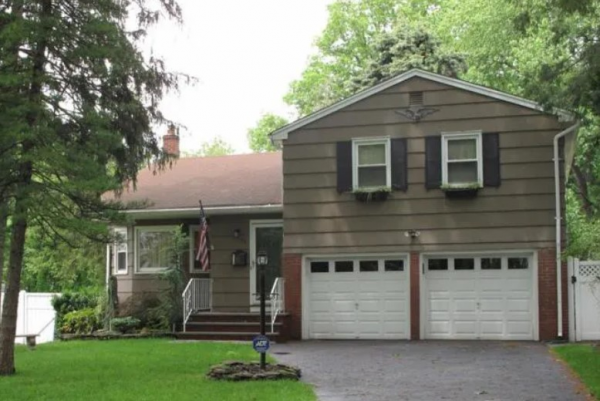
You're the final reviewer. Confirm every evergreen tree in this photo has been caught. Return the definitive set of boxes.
[0,0,187,375]
[349,25,466,93]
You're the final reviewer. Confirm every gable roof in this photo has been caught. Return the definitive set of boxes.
[109,152,282,217]
[271,69,572,142]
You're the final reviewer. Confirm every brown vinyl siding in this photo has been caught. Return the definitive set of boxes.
[115,213,281,312]
[282,77,566,255]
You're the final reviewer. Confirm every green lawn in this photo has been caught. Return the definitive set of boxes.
[554,344,600,400]
[0,340,316,401]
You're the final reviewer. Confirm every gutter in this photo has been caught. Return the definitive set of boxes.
[123,204,283,219]
[553,122,579,339]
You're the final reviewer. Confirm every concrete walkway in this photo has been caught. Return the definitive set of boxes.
[272,341,586,401]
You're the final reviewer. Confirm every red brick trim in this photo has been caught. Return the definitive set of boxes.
[410,252,421,340]
[538,248,569,341]
[282,253,302,340]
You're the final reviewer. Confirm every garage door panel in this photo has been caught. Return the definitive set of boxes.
[425,254,535,340]
[454,298,477,312]
[505,321,533,336]
[479,298,504,312]
[454,320,478,335]
[307,256,409,340]
[506,298,530,312]
[429,321,450,336]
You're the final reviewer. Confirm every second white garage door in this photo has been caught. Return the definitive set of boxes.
[423,253,536,340]
[306,256,410,340]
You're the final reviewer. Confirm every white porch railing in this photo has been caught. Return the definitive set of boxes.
[270,277,285,333]
[182,278,212,332]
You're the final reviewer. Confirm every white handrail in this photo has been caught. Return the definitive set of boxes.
[182,278,212,332]
[270,278,285,333]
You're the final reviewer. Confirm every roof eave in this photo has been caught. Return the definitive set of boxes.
[270,69,575,143]
[123,204,283,220]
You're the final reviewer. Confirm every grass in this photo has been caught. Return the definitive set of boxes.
[0,340,316,401]
[553,344,600,400]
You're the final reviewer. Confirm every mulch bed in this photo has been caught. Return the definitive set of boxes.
[207,360,301,381]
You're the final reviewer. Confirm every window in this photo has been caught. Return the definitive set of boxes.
[385,260,404,272]
[454,258,475,270]
[442,131,483,187]
[508,258,529,270]
[428,259,448,271]
[335,261,354,273]
[108,227,128,275]
[310,261,329,273]
[359,260,378,272]
[481,258,502,270]
[135,226,177,273]
[353,138,391,189]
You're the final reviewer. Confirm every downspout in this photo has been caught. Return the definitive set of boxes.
[553,122,579,339]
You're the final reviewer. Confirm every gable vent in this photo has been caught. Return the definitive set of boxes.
[409,91,424,106]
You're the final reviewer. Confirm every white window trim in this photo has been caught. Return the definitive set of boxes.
[352,137,391,190]
[441,131,483,187]
[111,227,128,276]
[134,225,178,274]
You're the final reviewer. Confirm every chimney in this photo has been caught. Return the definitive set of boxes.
[163,124,180,157]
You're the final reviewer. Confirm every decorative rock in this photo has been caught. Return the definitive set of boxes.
[207,361,301,381]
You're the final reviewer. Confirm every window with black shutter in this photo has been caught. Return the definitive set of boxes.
[337,137,408,195]
[425,131,501,191]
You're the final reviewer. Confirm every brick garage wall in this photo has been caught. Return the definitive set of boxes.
[538,248,569,341]
[283,253,302,340]
[410,252,420,340]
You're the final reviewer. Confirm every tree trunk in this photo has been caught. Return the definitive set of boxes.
[0,195,28,376]
[0,198,7,308]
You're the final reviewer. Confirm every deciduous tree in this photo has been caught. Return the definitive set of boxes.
[247,113,288,152]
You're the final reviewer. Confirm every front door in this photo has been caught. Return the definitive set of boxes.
[250,220,283,307]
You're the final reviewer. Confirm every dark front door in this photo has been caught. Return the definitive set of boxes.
[251,222,283,304]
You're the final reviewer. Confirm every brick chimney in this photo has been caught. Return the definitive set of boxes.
[163,124,180,157]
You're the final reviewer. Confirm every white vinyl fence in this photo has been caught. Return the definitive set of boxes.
[568,258,600,341]
[0,290,58,345]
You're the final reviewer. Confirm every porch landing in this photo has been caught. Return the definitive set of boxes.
[174,312,291,342]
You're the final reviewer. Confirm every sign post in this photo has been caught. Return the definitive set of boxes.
[255,250,269,369]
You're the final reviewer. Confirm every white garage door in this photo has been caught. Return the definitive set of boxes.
[306,256,409,339]
[424,254,535,340]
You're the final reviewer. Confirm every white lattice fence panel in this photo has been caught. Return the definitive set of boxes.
[573,259,600,341]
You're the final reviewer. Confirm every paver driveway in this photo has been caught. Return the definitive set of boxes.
[272,341,586,401]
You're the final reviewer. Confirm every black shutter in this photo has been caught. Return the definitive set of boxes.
[425,135,442,189]
[483,133,501,187]
[336,141,352,193]
[391,138,408,191]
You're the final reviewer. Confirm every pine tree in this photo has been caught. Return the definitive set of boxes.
[0,0,188,375]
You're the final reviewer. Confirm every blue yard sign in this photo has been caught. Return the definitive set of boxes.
[252,335,270,353]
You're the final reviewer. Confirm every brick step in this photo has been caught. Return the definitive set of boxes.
[174,331,281,342]
[187,312,289,324]
[185,321,282,333]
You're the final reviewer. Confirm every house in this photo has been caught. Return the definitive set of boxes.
[107,69,578,342]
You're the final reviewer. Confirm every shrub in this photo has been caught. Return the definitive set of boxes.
[110,317,141,334]
[117,293,164,329]
[61,308,100,334]
[52,291,99,332]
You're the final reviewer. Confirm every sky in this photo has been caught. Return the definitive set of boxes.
[144,0,332,154]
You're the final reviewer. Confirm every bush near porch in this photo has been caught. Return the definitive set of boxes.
[0,340,315,401]
[553,344,600,400]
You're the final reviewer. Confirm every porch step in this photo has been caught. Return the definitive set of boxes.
[174,331,281,342]
[185,321,283,333]
[180,312,290,342]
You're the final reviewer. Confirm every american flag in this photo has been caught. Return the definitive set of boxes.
[195,201,211,272]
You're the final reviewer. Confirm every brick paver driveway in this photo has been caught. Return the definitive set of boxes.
[272,341,586,401]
